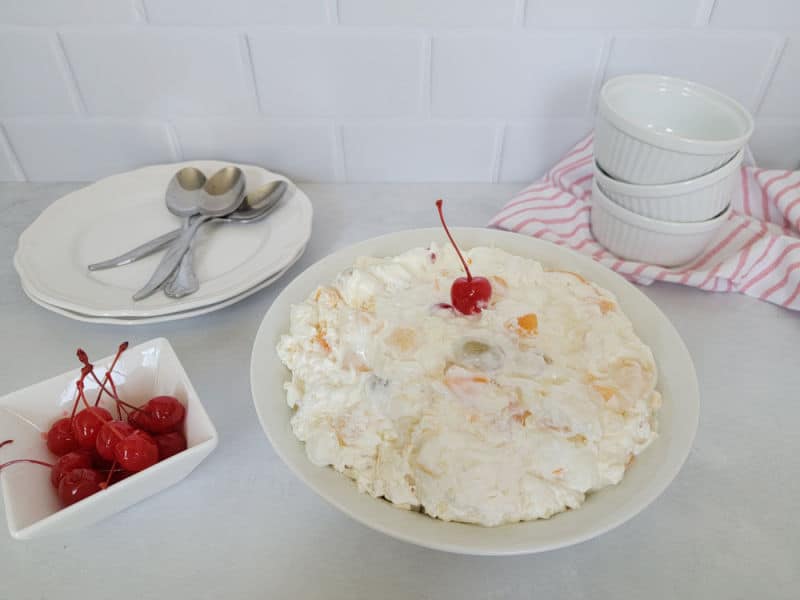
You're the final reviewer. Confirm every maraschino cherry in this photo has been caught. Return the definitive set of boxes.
[46,417,79,456]
[435,199,492,315]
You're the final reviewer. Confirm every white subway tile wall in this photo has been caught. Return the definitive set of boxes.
[342,121,498,182]
[338,0,516,28]
[526,0,701,29]
[499,119,593,183]
[432,33,605,117]
[4,118,176,181]
[248,31,424,116]
[0,1,139,26]
[61,29,256,116]
[142,0,327,26]
[0,1,798,182]
[602,32,782,111]
[174,119,337,181]
[0,29,79,115]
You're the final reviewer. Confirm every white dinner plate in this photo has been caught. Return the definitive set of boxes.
[250,228,699,556]
[19,244,307,326]
[15,161,312,318]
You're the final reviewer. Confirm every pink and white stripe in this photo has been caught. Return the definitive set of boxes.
[489,134,800,311]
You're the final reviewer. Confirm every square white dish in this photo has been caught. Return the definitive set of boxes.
[0,338,218,540]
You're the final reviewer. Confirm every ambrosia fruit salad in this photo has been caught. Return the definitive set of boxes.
[277,201,660,526]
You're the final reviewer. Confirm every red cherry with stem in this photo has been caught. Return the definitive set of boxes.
[95,421,134,461]
[50,450,92,488]
[72,407,113,450]
[144,396,186,434]
[114,430,158,472]
[46,418,79,456]
[58,468,102,506]
[450,276,492,316]
[435,199,492,315]
[154,431,187,460]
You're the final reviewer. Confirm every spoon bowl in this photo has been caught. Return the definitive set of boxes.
[224,181,288,222]
[165,167,206,217]
[198,167,246,217]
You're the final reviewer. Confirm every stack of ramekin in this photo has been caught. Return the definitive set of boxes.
[591,74,754,267]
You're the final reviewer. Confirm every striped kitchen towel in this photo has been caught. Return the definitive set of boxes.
[489,134,800,311]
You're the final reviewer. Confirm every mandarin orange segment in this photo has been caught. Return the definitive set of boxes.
[516,313,538,334]
[596,299,615,314]
[592,384,616,402]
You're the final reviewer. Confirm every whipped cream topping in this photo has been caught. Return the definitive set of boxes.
[277,244,660,526]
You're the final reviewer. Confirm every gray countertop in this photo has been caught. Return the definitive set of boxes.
[1,182,798,599]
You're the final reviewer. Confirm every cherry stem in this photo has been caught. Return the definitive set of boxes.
[435,199,472,281]
[86,369,119,405]
[92,342,128,407]
[0,439,13,450]
[107,423,127,442]
[101,460,118,489]
[69,388,81,420]
[68,365,94,421]
[0,458,53,471]
[76,380,92,410]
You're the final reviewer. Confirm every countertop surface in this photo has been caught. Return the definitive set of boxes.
[0,182,797,600]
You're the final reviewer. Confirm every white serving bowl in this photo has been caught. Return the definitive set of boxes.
[595,74,753,184]
[250,228,699,555]
[591,180,730,267]
[594,149,742,223]
[0,338,218,540]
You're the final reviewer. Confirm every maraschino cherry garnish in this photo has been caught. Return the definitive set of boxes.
[435,199,492,315]
[46,417,79,456]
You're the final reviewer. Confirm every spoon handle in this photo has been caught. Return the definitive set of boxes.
[132,217,209,301]
[88,228,182,271]
[163,241,199,298]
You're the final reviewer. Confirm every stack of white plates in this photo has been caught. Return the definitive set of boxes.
[14,161,312,325]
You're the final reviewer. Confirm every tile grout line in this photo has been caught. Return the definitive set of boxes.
[165,121,184,161]
[490,122,507,183]
[325,0,340,25]
[134,0,150,23]
[587,34,614,116]
[0,123,27,181]
[332,123,346,182]
[751,35,788,117]
[53,31,88,115]
[513,0,527,28]
[694,0,718,27]
[239,33,263,115]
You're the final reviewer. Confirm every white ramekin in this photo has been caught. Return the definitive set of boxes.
[590,179,730,267]
[593,149,742,223]
[595,74,753,185]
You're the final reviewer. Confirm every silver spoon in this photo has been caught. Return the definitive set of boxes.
[163,181,288,298]
[160,168,207,297]
[87,180,289,271]
[88,167,205,271]
[132,167,246,301]
[163,167,257,297]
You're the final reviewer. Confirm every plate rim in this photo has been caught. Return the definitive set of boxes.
[250,227,700,555]
[19,243,307,326]
[15,161,312,318]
